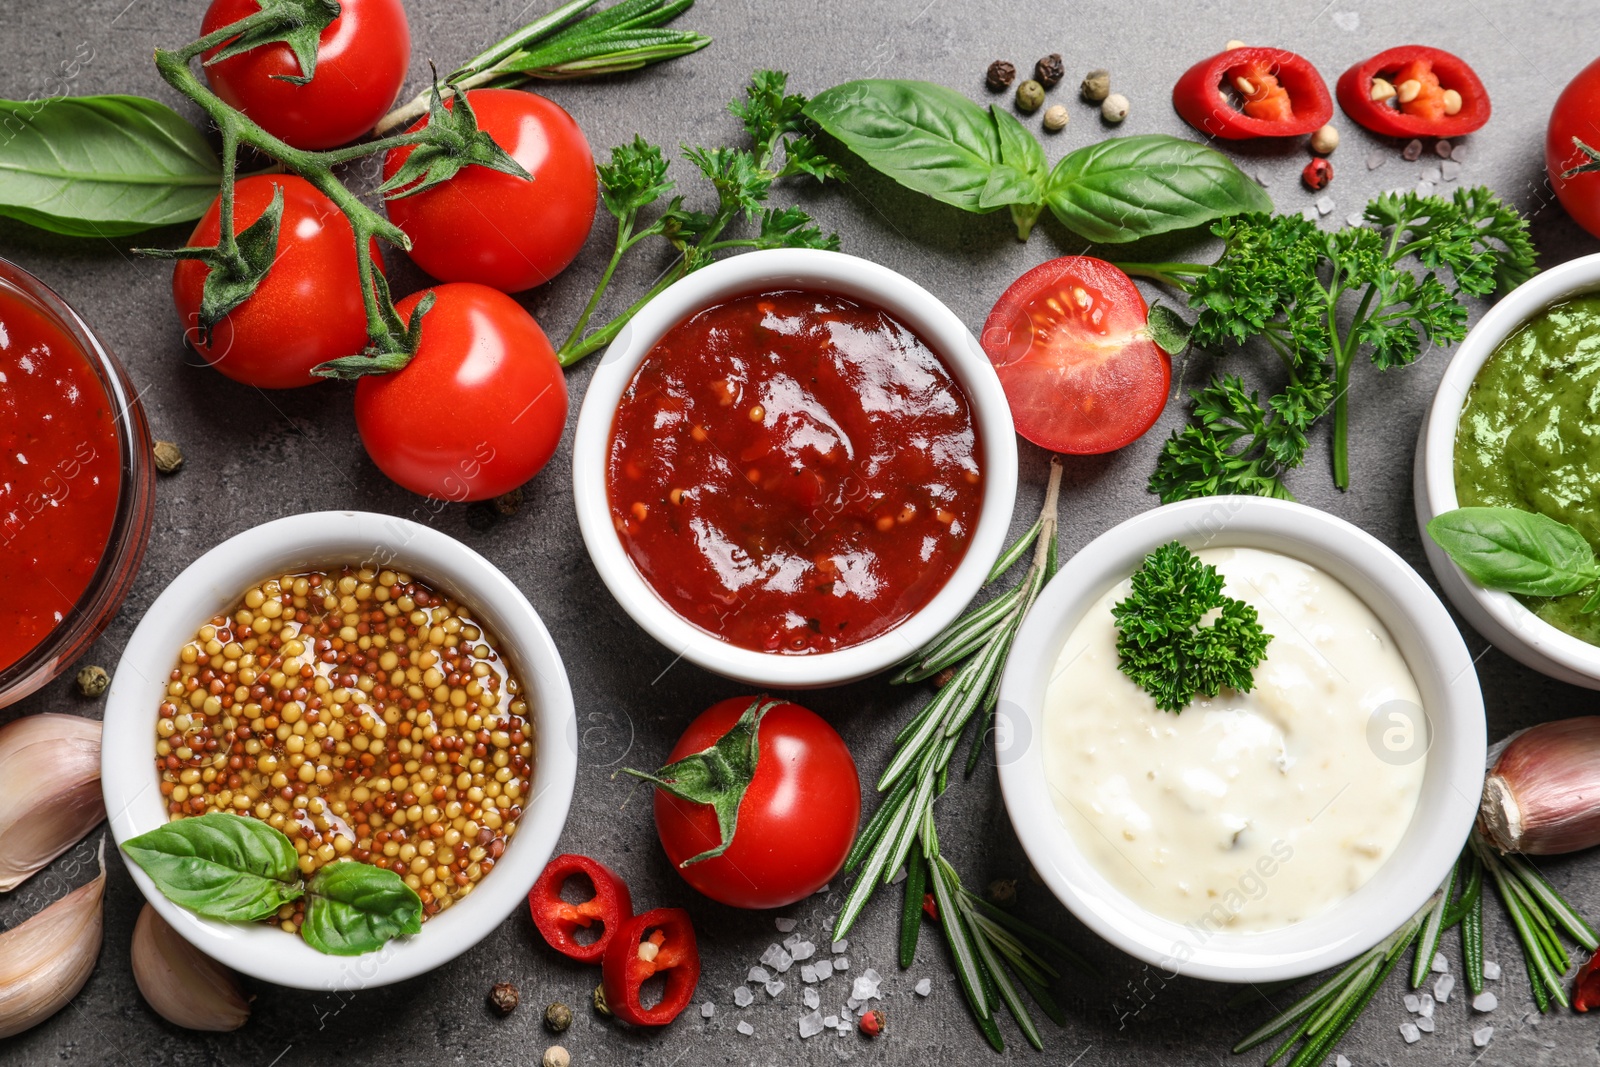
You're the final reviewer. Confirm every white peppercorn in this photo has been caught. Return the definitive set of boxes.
[1042,105,1069,132]
[1101,93,1130,123]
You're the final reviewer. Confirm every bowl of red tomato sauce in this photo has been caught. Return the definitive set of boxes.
[573,249,1018,688]
[0,257,156,708]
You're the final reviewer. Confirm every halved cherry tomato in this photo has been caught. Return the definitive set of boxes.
[1337,46,1490,139]
[200,0,410,150]
[1546,57,1600,241]
[1173,47,1333,139]
[979,257,1169,455]
[601,907,700,1027]
[528,854,634,964]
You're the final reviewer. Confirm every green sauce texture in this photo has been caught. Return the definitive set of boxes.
[1454,295,1600,644]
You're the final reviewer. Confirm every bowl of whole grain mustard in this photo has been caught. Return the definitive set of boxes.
[1416,252,1600,688]
[101,512,577,990]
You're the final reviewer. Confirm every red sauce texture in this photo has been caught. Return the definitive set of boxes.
[607,290,983,654]
[0,286,120,671]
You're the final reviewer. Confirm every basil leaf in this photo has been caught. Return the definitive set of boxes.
[1427,506,1600,597]
[0,95,222,237]
[122,812,302,921]
[802,79,1002,212]
[301,861,423,956]
[1044,135,1271,244]
[988,105,1046,201]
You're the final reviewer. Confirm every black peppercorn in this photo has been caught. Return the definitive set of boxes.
[1034,53,1064,89]
[488,982,520,1015]
[985,60,1016,92]
[545,1001,574,1032]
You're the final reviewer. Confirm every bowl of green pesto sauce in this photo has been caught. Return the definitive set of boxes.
[1416,252,1600,687]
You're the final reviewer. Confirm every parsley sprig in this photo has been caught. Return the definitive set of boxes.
[556,70,841,365]
[1119,187,1536,500]
[1111,542,1271,712]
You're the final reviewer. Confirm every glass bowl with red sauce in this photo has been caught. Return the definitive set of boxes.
[0,257,156,708]
[572,249,1019,689]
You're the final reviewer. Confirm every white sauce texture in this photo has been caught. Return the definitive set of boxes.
[1042,547,1426,932]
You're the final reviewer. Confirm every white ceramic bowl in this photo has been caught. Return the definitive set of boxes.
[572,249,1018,689]
[101,512,577,991]
[1415,252,1600,688]
[996,497,1485,983]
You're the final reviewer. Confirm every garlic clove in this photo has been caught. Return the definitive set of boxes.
[1480,717,1600,855]
[0,713,104,892]
[131,904,250,1031]
[0,839,105,1039]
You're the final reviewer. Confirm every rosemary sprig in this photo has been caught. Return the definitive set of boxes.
[1234,831,1599,1064]
[377,0,710,134]
[835,458,1078,1050]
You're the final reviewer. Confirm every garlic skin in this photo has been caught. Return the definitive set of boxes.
[1480,717,1600,855]
[0,713,104,891]
[0,842,105,1039]
[132,904,250,1031]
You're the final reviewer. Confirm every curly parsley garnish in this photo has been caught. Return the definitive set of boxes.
[1111,543,1272,712]
[1118,187,1536,500]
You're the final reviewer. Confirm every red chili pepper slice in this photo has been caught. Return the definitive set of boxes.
[601,907,701,1027]
[1173,47,1333,139]
[529,854,634,964]
[1336,46,1490,138]
[1576,949,1600,1012]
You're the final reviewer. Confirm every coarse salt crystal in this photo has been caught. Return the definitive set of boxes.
[1416,180,1436,196]
[1404,993,1421,1013]
[915,978,933,996]
[1403,139,1424,161]
[1347,212,1366,228]
[701,1002,715,1019]
[736,1021,754,1037]
[800,964,818,984]
[733,986,754,1008]
[748,966,770,984]
[816,883,829,894]
[766,979,785,998]
[1483,960,1501,980]
[1473,1025,1494,1047]
[1417,1015,1436,1033]
[1336,1057,1351,1067]
[1302,207,1320,223]
[1433,953,1449,973]
[1400,1022,1421,1043]
[798,1011,825,1039]
[890,866,908,884]
[1441,160,1462,182]
[761,943,793,973]
[775,917,797,933]
[852,976,875,1001]
[832,940,848,954]
[783,933,803,951]
[823,1015,839,1028]
[1451,143,1471,164]
[1424,164,1443,182]
[791,940,817,961]
[1473,991,1497,1012]
[1316,196,1335,216]
[833,958,848,972]
[805,988,820,1010]
[1434,974,1455,1002]
[1419,993,1435,1018]
[814,962,833,983]
[1435,139,1454,158]
[1256,170,1271,188]
[1366,150,1388,171]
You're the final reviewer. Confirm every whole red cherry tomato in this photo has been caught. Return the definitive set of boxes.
[647,697,859,911]
[353,283,568,500]
[979,256,1170,455]
[383,89,597,293]
[200,0,410,150]
[173,174,381,389]
[1547,57,1600,241]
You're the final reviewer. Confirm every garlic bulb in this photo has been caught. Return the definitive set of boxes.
[1480,717,1600,855]
[0,841,105,1038]
[131,904,250,1031]
[0,713,104,891]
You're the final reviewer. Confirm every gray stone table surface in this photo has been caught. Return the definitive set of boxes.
[3,0,1600,1064]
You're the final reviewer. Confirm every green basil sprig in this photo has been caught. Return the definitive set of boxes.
[802,79,1269,241]
[1427,506,1600,607]
[0,95,222,237]
[124,812,423,956]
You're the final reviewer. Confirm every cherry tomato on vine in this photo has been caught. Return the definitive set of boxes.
[382,89,598,293]
[200,0,410,150]
[1547,57,1600,241]
[353,282,568,501]
[649,697,859,911]
[979,256,1170,455]
[172,174,381,390]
